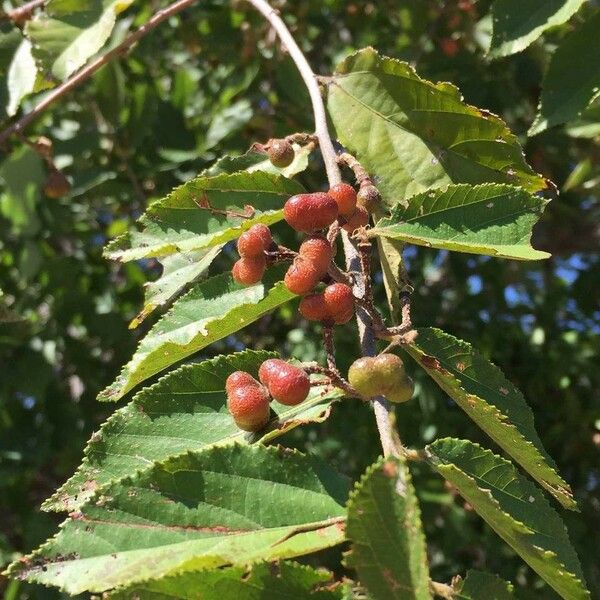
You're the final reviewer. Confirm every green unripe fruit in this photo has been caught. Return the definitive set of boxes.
[347,357,380,398]
[267,139,295,168]
[347,353,414,403]
[372,353,406,381]
[385,376,414,404]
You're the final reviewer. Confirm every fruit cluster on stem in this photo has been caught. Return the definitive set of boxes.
[225,359,311,431]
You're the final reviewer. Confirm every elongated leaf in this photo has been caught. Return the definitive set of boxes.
[370,184,549,260]
[456,570,513,599]
[427,438,589,600]
[25,0,134,81]
[7,40,37,116]
[109,561,345,600]
[98,265,295,402]
[489,0,586,58]
[529,10,600,135]
[327,48,548,210]
[130,246,222,328]
[345,456,431,600]
[7,445,348,594]
[45,351,343,512]
[405,328,575,509]
[105,171,303,262]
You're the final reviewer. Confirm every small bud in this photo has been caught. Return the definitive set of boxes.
[356,183,380,213]
[267,139,295,168]
[43,169,71,199]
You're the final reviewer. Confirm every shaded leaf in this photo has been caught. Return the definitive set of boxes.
[405,328,576,509]
[105,170,303,262]
[455,570,513,599]
[529,10,600,135]
[98,265,295,402]
[327,48,548,210]
[489,0,586,58]
[25,0,135,81]
[45,351,343,512]
[7,445,348,595]
[130,246,222,328]
[427,438,589,600]
[370,184,550,260]
[109,561,345,600]
[345,456,431,600]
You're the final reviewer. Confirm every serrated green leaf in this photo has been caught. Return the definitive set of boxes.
[204,145,312,179]
[105,170,304,262]
[489,0,586,58]
[25,0,134,81]
[370,184,550,260]
[345,456,431,600]
[404,328,575,509]
[426,438,589,600]
[109,561,345,600]
[130,246,222,328]
[7,445,348,595]
[45,350,343,512]
[529,9,600,135]
[455,570,513,599]
[327,48,548,210]
[98,265,295,402]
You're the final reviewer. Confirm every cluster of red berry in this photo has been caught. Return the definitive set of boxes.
[228,165,382,431]
[226,359,311,431]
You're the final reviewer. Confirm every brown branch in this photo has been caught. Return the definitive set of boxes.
[0,0,197,148]
[1,0,45,24]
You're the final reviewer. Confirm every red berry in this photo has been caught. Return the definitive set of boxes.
[283,193,338,232]
[284,257,321,295]
[298,236,333,276]
[323,283,355,324]
[232,255,266,285]
[329,183,357,216]
[266,363,311,406]
[298,293,330,322]
[341,206,369,233]
[225,371,259,395]
[237,224,272,257]
[227,384,271,431]
[258,358,286,386]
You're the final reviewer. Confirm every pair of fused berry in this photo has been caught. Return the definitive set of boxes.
[226,359,311,431]
[348,353,414,404]
[283,182,369,235]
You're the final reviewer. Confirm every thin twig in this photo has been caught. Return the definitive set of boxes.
[0,0,197,148]
[244,0,340,186]
[245,0,403,460]
[1,0,45,24]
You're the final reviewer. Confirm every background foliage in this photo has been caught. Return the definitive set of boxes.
[0,0,598,598]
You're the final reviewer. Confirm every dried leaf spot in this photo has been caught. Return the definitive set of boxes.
[499,387,509,396]
[421,355,441,370]
[455,361,466,372]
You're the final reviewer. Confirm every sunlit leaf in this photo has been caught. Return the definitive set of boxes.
[427,438,589,600]
[8,445,348,595]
